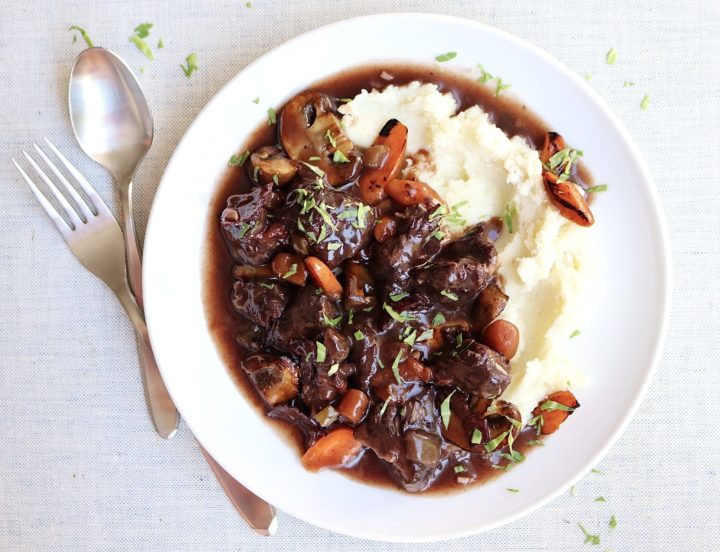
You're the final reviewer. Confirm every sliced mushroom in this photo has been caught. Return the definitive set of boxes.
[248,145,298,186]
[279,90,362,186]
[240,353,300,406]
[540,132,595,227]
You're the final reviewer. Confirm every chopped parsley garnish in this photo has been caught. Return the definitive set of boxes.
[252,96,260,104]
[259,283,274,290]
[325,129,337,148]
[591,468,604,474]
[245,1,252,7]
[347,309,354,324]
[389,291,409,302]
[390,349,404,385]
[540,400,576,412]
[501,450,525,464]
[494,78,511,97]
[417,329,434,342]
[252,166,260,182]
[584,73,593,81]
[130,24,155,61]
[157,37,164,49]
[272,174,279,185]
[440,390,455,428]
[234,222,253,239]
[69,25,94,48]
[313,202,339,231]
[267,107,277,125]
[180,53,198,77]
[383,303,415,323]
[323,313,342,328]
[623,80,635,87]
[139,66,146,74]
[327,363,339,376]
[228,151,250,167]
[570,485,576,496]
[133,22,153,38]
[503,202,517,234]
[471,429,483,445]
[477,63,511,96]
[527,439,544,446]
[440,290,459,301]
[570,329,581,338]
[432,313,446,326]
[587,184,608,193]
[609,515,617,529]
[606,47,618,65]
[327,242,342,251]
[379,396,392,416]
[308,156,321,161]
[354,204,371,229]
[301,162,326,178]
[282,264,298,279]
[595,496,606,502]
[578,523,601,545]
[640,94,650,111]
[506,488,520,493]
[453,465,465,474]
[484,430,509,452]
[435,51,457,62]
[353,330,365,341]
[430,230,445,241]
[315,341,327,363]
[402,329,417,346]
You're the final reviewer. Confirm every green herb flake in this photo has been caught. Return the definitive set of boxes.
[570,329,581,338]
[130,35,154,61]
[435,51,457,62]
[390,291,409,302]
[327,242,342,251]
[440,290,459,301]
[506,488,520,493]
[301,162,326,178]
[609,515,617,529]
[570,485,576,496]
[606,47,618,65]
[484,430,510,453]
[540,400,576,412]
[453,465,466,474]
[595,496,606,502]
[578,523,601,545]
[313,203,339,231]
[470,429,483,445]
[402,329,417,346]
[640,94,650,111]
[353,330,365,341]
[527,439,544,446]
[139,66,146,74]
[252,166,260,182]
[584,73,593,81]
[379,396,392,416]
[315,341,327,363]
[495,77,511,97]
[591,468,604,474]
[267,107,277,125]
[587,184,608,193]
[324,129,337,148]
[623,80,635,87]
[323,313,342,328]
[69,25,94,48]
[245,1,252,6]
[440,390,456,428]
[390,349,404,385]
[432,313,446,326]
[180,53,199,78]
[228,151,250,167]
[157,37,164,49]
[308,156,321,161]
[332,149,349,163]
[133,22,153,38]
[327,363,339,376]
[355,204,371,229]
[383,303,415,323]
[259,283,274,290]
[283,264,298,279]
[503,202,517,234]
[417,329,434,342]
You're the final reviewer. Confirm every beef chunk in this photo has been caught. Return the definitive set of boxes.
[355,401,403,464]
[414,223,497,303]
[434,339,511,399]
[231,280,289,328]
[286,178,376,268]
[374,205,444,289]
[221,184,289,265]
[240,353,300,406]
[267,405,322,448]
[269,285,341,351]
[233,316,265,352]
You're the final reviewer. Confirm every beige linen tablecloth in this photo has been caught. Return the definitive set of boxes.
[1,1,719,550]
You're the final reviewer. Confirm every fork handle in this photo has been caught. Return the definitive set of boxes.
[114,280,180,439]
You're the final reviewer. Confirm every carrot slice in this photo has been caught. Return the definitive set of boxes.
[301,427,363,471]
[531,390,579,435]
[304,256,343,299]
[385,179,443,207]
[358,119,408,205]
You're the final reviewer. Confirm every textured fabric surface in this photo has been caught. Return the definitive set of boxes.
[1,1,719,550]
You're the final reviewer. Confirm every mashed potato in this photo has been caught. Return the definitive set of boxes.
[341,83,595,422]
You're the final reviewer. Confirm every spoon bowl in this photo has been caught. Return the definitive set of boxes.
[69,48,153,181]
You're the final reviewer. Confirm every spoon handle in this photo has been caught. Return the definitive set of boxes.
[120,180,180,439]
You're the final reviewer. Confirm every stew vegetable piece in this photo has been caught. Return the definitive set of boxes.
[213,71,586,493]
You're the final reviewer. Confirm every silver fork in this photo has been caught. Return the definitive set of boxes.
[12,138,178,432]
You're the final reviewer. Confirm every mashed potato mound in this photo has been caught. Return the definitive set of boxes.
[341,83,595,422]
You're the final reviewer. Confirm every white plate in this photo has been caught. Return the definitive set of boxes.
[143,13,671,542]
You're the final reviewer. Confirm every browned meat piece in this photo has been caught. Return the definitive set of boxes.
[233,316,264,352]
[287,177,377,268]
[240,354,300,406]
[231,280,289,328]
[473,283,508,330]
[267,405,322,448]
[434,338,511,399]
[373,205,444,289]
[355,400,403,464]
[220,184,289,265]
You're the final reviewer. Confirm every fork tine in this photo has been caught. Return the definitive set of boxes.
[13,158,75,235]
[44,138,109,218]
[22,150,84,230]
[33,143,94,222]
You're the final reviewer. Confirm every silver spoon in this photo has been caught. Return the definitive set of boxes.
[68,47,179,438]
[68,47,277,535]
